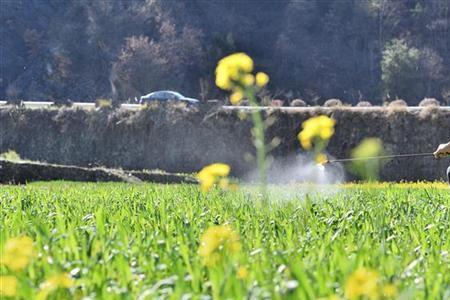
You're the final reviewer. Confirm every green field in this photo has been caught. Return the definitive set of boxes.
[1,182,449,299]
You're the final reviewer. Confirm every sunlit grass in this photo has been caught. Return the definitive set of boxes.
[1,182,449,299]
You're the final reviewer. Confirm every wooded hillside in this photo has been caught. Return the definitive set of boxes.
[2,0,449,105]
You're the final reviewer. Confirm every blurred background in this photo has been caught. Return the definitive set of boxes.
[1,0,450,105]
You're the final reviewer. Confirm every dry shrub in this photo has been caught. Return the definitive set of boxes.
[419,98,440,107]
[356,101,372,107]
[419,105,441,120]
[386,99,408,117]
[388,99,408,107]
[271,99,284,107]
[290,99,307,107]
[324,98,342,107]
[0,149,21,161]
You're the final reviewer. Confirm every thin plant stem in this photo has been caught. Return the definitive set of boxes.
[246,90,267,199]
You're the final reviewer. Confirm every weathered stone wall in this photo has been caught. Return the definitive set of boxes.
[0,106,449,181]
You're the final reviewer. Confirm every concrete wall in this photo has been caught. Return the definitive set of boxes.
[0,105,449,182]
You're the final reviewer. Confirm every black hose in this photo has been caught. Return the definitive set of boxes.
[326,153,434,164]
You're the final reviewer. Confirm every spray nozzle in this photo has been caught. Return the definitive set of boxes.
[315,154,329,166]
[320,160,330,166]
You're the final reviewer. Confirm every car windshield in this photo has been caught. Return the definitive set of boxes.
[143,91,188,101]
[149,92,165,99]
[167,92,183,99]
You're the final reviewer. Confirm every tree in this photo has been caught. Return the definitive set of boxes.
[381,39,422,102]
[111,21,205,102]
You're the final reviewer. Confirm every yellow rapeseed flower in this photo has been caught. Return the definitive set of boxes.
[237,266,249,279]
[215,53,254,91]
[230,91,244,105]
[344,268,379,300]
[299,134,313,150]
[197,163,231,192]
[0,275,18,297]
[215,53,269,107]
[298,115,335,150]
[255,72,269,87]
[243,74,255,86]
[198,225,241,266]
[37,273,74,300]
[215,71,231,90]
[1,236,34,271]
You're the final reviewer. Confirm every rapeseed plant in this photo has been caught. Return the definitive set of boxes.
[215,53,269,197]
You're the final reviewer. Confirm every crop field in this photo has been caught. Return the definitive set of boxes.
[1,182,449,299]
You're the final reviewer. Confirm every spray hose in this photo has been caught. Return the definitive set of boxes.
[323,152,436,165]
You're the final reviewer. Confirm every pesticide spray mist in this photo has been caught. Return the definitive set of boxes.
[245,154,346,202]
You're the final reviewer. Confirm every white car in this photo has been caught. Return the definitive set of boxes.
[139,91,199,106]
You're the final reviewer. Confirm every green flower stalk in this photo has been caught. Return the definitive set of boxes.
[215,53,269,197]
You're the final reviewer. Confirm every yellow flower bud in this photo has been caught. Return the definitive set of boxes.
[242,74,255,86]
[256,72,269,87]
[237,266,249,279]
[230,91,244,105]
